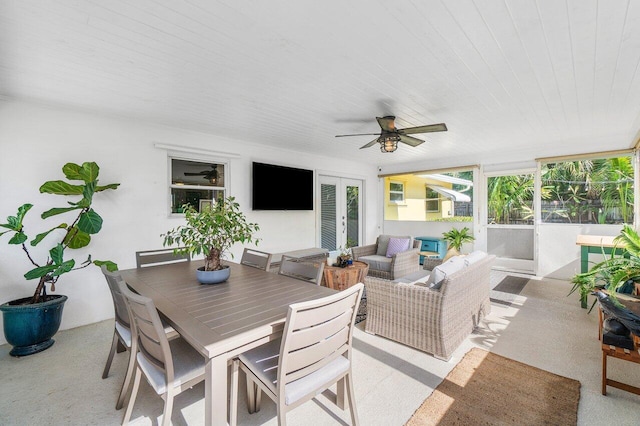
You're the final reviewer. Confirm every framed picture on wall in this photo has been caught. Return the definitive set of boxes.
[199,199,213,211]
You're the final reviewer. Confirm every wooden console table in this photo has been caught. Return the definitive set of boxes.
[322,261,369,291]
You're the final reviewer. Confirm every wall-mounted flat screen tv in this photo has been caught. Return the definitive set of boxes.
[252,162,314,210]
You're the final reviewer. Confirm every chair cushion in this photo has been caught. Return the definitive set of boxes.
[137,337,205,395]
[376,235,411,256]
[358,255,392,272]
[115,322,132,348]
[386,238,411,258]
[239,338,351,406]
[427,255,466,289]
[463,250,487,266]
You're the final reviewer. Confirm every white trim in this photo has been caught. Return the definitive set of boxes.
[154,142,241,158]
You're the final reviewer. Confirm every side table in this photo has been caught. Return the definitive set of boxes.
[322,261,369,291]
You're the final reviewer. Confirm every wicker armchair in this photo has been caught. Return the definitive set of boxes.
[351,235,420,280]
[364,253,495,360]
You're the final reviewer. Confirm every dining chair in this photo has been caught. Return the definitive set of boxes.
[135,248,191,268]
[230,283,364,426]
[240,248,273,271]
[100,266,177,410]
[277,255,325,285]
[119,281,206,426]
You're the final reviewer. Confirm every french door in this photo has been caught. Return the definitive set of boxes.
[317,176,363,251]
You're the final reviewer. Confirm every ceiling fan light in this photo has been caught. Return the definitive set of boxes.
[379,134,400,152]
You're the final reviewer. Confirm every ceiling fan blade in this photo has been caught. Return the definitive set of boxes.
[335,133,381,138]
[400,123,447,135]
[376,116,396,131]
[360,138,380,149]
[184,172,207,176]
[399,134,425,147]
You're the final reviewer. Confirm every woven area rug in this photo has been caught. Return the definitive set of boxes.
[406,348,580,426]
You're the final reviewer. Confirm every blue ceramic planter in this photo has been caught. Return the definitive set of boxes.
[0,295,67,357]
[196,266,230,284]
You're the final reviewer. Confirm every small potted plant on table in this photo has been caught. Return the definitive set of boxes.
[0,162,119,356]
[162,196,260,284]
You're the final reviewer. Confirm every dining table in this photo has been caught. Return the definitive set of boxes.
[119,260,336,426]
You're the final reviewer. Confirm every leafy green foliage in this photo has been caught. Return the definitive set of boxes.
[571,225,640,310]
[0,162,119,303]
[442,227,475,251]
[162,196,260,271]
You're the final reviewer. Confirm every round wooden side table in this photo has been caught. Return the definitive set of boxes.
[322,261,369,291]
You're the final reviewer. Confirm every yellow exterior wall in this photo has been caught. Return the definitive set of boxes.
[384,174,454,221]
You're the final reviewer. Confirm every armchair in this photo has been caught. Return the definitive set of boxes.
[351,235,420,280]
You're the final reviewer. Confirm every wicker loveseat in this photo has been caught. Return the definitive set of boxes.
[351,235,420,280]
[364,252,495,360]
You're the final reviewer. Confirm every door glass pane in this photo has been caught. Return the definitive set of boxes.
[346,185,359,248]
[487,174,534,225]
[320,184,337,251]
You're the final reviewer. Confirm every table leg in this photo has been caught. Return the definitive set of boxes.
[581,246,588,273]
[205,355,229,426]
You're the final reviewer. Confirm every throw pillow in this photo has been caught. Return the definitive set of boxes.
[428,255,466,289]
[376,235,411,256]
[386,238,411,258]
[464,250,486,266]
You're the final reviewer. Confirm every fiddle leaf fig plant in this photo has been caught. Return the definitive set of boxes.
[0,162,120,304]
[162,196,260,271]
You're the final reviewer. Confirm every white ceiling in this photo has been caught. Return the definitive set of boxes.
[2,0,640,168]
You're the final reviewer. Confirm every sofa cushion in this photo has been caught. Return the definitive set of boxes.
[376,235,411,256]
[428,255,466,289]
[386,237,411,258]
[359,255,392,272]
[464,250,487,266]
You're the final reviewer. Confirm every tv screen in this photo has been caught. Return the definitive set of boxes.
[252,162,314,210]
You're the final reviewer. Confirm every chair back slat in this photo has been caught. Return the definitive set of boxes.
[287,309,353,351]
[119,282,173,377]
[241,248,272,271]
[101,265,130,329]
[286,328,350,374]
[293,294,355,329]
[136,248,191,268]
[278,255,325,284]
[278,283,363,387]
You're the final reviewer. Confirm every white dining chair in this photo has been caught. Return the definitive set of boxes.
[240,248,273,271]
[278,255,325,285]
[119,281,206,426]
[101,266,177,410]
[230,283,364,426]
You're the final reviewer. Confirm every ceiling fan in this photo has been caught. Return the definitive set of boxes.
[184,164,219,184]
[335,116,447,153]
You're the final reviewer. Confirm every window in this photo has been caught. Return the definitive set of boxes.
[383,169,475,222]
[170,158,226,214]
[425,187,440,212]
[389,181,405,202]
[540,156,634,224]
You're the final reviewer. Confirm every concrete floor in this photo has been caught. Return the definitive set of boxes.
[1,273,639,425]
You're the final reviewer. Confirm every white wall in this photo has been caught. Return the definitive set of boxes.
[0,100,380,344]
[537,224,623,279]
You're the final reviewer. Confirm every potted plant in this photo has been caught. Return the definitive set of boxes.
[442,226,475,261]
[162,196,260,284]
[570,225,640,310]
[0,162,119,356]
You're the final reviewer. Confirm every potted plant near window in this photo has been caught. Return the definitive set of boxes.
[571,225,640,310]
[0,162,119,356]
[162,196,260,284]
[442,226,475,261]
